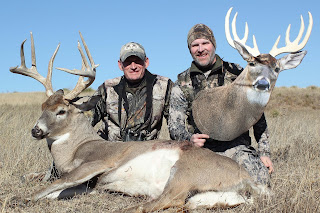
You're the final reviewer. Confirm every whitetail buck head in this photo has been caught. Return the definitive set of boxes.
[192,8,313,141]
[225,7,312,94]
[10,32,99,140]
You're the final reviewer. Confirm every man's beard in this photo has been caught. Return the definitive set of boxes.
[193,52,216,69]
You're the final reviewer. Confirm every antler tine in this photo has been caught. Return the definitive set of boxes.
[79,31,99,70]
[64,62,94,100]
[20,39,27,68]
[61,32,99,100]
[9,32,56,97]
[56,42,96,78]
[231,12,248,44]
[225,7,260,56]
[225,8,237,49]
[269,12,313,57]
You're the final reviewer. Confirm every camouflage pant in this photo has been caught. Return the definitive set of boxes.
[217,145,270,187]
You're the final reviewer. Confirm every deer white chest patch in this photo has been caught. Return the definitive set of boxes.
[246,88,270,106]
[101,148,180,199]
[52,133,70,145]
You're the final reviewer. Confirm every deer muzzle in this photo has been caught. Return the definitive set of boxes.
[253,77,270,91]
[31,125,45,139]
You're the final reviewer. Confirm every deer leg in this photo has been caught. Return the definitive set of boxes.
[53,177,98,200]
[31,160,111,201]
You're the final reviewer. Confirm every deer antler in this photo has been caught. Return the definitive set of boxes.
[10,32,99,100]
[225,7,260,57]
[269,12,313,57]
[9,32,58,97]
[57,32,99,100]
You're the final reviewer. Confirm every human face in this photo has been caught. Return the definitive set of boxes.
[118,55,149,83]
[190,38,216,68]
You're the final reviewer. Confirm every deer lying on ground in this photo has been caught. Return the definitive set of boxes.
[10,32,265,212]
[193,7,313,141]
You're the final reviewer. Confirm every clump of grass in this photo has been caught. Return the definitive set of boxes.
[307,85,318,90]
[270,109,280,117]
[83,87,95,93]
[62,87,95,96]
[267,86,320,110]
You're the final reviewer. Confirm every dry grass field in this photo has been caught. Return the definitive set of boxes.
[0,87,319,212]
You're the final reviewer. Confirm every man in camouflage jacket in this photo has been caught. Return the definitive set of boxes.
[91,42,172,142]
[168,24,273,186]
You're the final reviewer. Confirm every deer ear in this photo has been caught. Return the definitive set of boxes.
[233,40,252,61]
[55,89,65,95]
[278,51,307,72]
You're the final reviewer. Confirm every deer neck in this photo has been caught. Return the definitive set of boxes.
[48,112,102,173]
[192,68,271,141]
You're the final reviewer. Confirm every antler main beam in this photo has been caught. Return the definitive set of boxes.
[269,12,313,57]
[57,32,99,100]
[225,7,260,57]
[56,32,98,78]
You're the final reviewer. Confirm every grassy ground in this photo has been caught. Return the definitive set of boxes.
[0,87,319,212]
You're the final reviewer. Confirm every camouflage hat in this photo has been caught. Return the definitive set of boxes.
[120,42,146,62]
[187,24,216,49]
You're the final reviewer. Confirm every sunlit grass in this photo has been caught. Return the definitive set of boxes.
[0,87,319,212]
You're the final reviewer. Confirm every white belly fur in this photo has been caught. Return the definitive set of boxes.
[101,148,180,199]
[186,191,252,209]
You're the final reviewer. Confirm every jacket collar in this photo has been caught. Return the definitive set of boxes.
[190,54,223,75]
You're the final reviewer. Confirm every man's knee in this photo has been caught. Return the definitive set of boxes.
[231,146,271,186]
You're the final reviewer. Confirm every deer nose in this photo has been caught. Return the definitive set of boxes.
[31,126,44,139]
[254,78,270,91]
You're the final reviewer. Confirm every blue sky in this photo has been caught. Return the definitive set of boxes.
[1,0,319,93]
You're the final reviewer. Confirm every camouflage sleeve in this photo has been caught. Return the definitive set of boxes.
[224,61,244,75]
[91,83,107,127]
[253,113,271,157]
[163,79,173,121]
[168,83,193,141]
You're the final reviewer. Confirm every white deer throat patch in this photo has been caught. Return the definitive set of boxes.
[102,148,180,199]
[246,88,270,106]
[53,133,70,145]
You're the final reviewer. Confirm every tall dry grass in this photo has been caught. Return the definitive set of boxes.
[0,87,319,212]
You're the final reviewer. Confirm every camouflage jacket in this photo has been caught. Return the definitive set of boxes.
[168,55,271,156]
[91,70,172,141]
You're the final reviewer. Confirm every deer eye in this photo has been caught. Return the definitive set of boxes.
[249,62,255,66]
[57,110,66,116]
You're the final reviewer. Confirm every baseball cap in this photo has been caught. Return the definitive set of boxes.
[120,42,146,62]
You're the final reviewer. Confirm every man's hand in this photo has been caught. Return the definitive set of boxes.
[260,156,274,174]
[190,133,210,147]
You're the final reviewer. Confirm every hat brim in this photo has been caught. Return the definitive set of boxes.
[120,52,146,62]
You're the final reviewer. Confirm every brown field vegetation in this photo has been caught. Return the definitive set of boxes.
[0,87,319,212]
